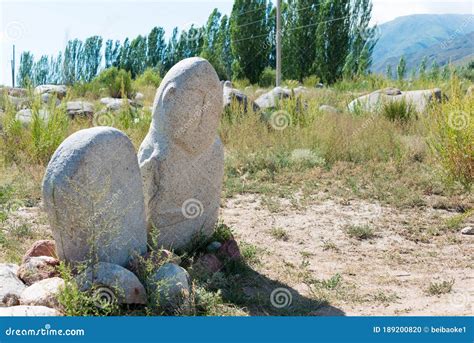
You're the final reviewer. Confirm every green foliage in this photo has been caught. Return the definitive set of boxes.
[94,67,133,98]
[397,56,407,80]
[428,77,473,190]
[17,52,34,87]
[381,99,417,122]
[230,0,270,83]
[212,222,234,242]
[57,263,121,316]
[259,67,276,87]
[345,225,375,240]
[82,36,103,82]
[426,279,454,296]
[16,0,380,85]
[302,75,320,88]
[30,97,69,165]
[134,68,162,88]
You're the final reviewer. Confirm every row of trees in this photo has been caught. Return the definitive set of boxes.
[387,56,451,81]
[17,0,377,87]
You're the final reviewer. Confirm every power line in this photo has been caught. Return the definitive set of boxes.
[234,18,267,29]
[286,15,350,32]
[234,4,267,17]
[232,32,270,44]
[232,14,349,44]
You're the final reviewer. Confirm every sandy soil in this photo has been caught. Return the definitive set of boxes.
[221,194,474,316]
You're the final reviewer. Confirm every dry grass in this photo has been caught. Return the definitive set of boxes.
[0,74,472,316]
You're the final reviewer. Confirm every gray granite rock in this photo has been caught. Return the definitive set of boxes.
[8,88,28,97]
[138,57,224,250]
[223,82,258,112]
[100,97,137,111]
[42,127,147,266]
[19,277,64,308]
[319,105,340,114]
[34,85,67,99]
[206,241,222,253]
[66,101,95,118]
[16,108,49,125]
[148,263,190,308]
[77,262,146,305]
[41,93,61,106]
[7,96,30,110]
[0,305,61,316]
[254,87,292,110]
[348,88,442,113]
[0,264,25,307]
[17,256,60,286]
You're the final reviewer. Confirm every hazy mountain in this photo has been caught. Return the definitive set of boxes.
[372,14,474,73]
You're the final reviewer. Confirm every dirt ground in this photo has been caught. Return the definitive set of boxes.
[222,194,474,316]
[4,191,473,316]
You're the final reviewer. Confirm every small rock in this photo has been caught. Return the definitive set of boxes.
[148,263,190,309]
[66,101,95,118]
[17,256,60,286]
[319,105,340,114]
[0,305,61,316]
[8,88,28,97]
[461,226,474,235]
[77,262,147,305]
[293,86,307,96]
[195,254,223,274]
[0,264,26,307]
[100,97,136,111]
[467,85,474,97]
[22,240,57,263]
[218,239,241,261]
[34,85,67,99]
[16,108,49,125]
[134,92,144,102]
[223,83,258,112]
[7,96,30,110]
[2,293,20,306]
[206,241,222,253]
[41,93,61,106]
[254,87,292,110]
[20,277,64,308]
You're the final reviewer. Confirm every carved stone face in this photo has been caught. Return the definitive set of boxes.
[152,57,222,155]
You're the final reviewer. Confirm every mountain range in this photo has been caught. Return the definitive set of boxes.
[372,14,474,74]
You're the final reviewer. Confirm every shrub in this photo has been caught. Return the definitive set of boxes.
[426,280,454,296]
[232,78,251,89]
[303,75,320,88]
[380,99,417,122]
[134,68,162,88]
[428,78,473,190]
[345,225,375,240]
[94,67,133,98]
[283,80,300,89]
[259,67,276,87]
[30,96,69,165]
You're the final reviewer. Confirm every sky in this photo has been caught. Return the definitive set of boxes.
[0,0,473,86]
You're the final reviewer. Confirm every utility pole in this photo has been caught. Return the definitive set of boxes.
[276,0,282,87]
[11,45,16,88]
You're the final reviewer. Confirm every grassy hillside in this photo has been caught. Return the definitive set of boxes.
[373,14,474,72]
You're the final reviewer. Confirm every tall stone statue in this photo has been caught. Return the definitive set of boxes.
[138,57,224,251]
